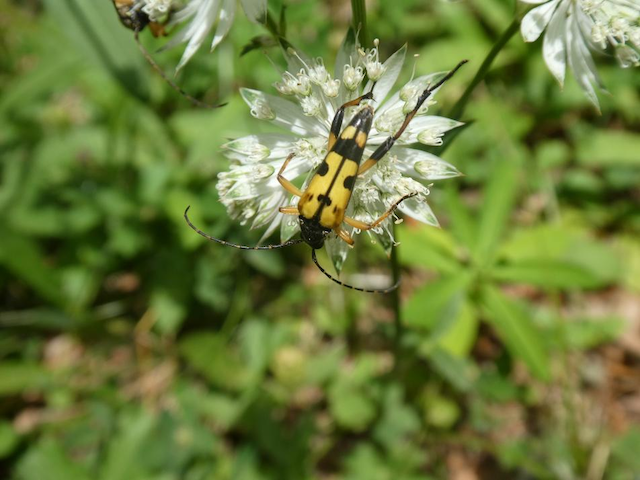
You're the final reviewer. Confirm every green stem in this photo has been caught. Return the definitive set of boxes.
[448,18,520,120]
[351,0,368,46]
[391,224,403,372]
[265,10,280,38]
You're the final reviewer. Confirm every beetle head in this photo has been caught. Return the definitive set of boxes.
[299,216,331,250]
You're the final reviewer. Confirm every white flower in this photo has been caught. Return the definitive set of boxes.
[140,0,173,22]
[218,39,463,271]
[153,0,265,71]
[520,0,640,109]
[163,0,236,71]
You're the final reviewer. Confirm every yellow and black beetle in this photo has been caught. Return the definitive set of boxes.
[185,59,467,293]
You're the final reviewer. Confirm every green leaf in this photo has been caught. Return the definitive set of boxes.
[421,347,476,392]
[535,140,571,170]
[15,439,92,480]
[100,409,156,480]
[476,371,520,402]
[246,250,286,278]
[373,385,420,449]
[553,316,624,350]
[611,427,640,472]
[176,384,243,432]
[0,46,79,116]
[421,388,461,429]
[240,320,289,381]
[398,224,460,274]
[476,158,519,262]
[404,272,471,331]
[0,228,65,309]
[434,301,479,357]
[492,259,606,289]
[500,225,622,285]
[576,129,640,166]
[613,235,640,292]
[329,382,376,432]
[344,443,390,480]
[481,285,550,381]
[42,0,150,101]
[442,184,477,252]
[0,362,51,396]
[240,35,276,56]
[179,332,249,391]
[150,289,187,335]
[0,421,19,459]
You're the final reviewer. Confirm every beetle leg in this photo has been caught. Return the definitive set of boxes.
[328,90,375,150]
[344,193,416,230]
[335,227,355,246]
[279,206,300,215]
[358,60,467,176]
[277,153,304,197]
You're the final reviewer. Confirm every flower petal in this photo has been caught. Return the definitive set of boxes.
[251,191,286,230]
[521,0,559,42]
[335,29,358,105]
[392,147,462,180]
[542,0,569,86]
[240,89,327,136]
[210,0,235,51]
[222,134,297,163]
[279,197,301,242]
[240,0,267,24]
[398,116,464,144]
[566,6,601,109]
[364,44,407,105]
[335,29,357,83]
[374,72,444,120]
[166,0,222,71]
[398,197,439,227]
[325,231,352,274]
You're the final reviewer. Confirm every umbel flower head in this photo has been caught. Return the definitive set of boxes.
[217,36,463,271]
[520,0,640,109]
[132,0,266,71]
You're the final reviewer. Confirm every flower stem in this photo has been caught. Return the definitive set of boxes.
[265,11,280,38]
[448,18,520,120]
[351,0,368,46]
[391,224,403,372]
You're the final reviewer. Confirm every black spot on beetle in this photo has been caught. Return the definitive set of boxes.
[343,175,356,190]
[317,162,329,176]
[318,194,332,206]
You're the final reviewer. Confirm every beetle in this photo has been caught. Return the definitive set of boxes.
[111,0,224,109]
[185,59,467,292]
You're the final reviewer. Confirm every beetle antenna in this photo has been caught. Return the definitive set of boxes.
[311,249,400,294]
[185,206,303,250]
[134,30,226,110]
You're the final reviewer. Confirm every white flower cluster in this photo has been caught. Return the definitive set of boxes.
[217,38,463,270]
[139,0,173,22]
[521,0,640,108]
[132,0,265,71]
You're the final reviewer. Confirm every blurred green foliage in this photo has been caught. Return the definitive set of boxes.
[1,0,640,478]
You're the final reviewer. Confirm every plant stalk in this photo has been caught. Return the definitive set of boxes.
[351,0,368,46]
[448,18,520,120]
[391,224,403,372]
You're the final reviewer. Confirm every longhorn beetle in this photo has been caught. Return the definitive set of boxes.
[111,0,225,109]
[185,59,467,293]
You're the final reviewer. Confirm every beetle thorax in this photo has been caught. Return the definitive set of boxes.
[299,216,331,249]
